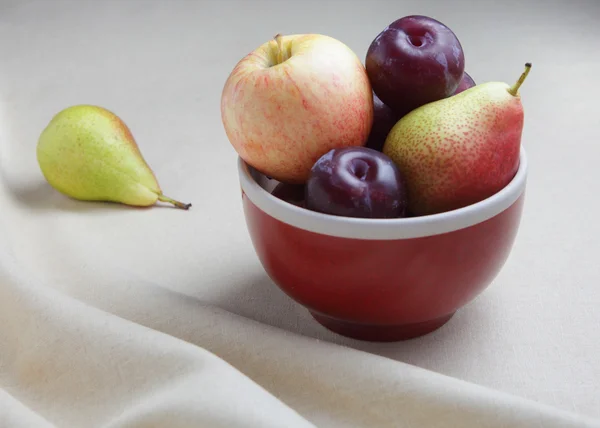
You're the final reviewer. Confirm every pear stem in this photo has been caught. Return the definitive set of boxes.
[508,62,532,96]
[157,194,192,210]
[274,33,287,64]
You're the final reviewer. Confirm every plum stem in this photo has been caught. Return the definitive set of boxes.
[274,33,288,64]
[157,194,192,210]
[508,63,532,96]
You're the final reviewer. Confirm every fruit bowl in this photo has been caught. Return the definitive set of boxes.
[238,147,528,342]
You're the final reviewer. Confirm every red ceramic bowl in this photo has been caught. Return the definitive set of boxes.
[238,147,528,341]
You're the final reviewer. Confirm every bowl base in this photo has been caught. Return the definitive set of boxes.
[310,312,455,342]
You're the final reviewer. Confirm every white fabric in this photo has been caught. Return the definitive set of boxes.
[1,0,599,427]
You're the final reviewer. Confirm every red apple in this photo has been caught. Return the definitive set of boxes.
[221,34,374,184]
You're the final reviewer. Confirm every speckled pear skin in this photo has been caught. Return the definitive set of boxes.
[37,105,166,207]
[383,81,524,216]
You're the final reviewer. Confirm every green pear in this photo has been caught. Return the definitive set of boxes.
[383,63,531,216]
[36,105,191,209]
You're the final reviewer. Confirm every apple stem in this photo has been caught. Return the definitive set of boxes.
[157,194,192,210]
[274,33,287,64]
[508,63,532,96]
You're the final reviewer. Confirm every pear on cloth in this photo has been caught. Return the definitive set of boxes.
[36,105,191,210]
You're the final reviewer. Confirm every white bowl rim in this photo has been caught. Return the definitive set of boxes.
[238,146,528,240]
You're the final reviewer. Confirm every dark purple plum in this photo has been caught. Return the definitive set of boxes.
[365,91,401,152]
[272,182,305,208]
[305,147,408,219]
[365,15,465,116]
[452,71,476,95]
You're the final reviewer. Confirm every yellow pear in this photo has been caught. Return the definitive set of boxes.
[36,105,191,209]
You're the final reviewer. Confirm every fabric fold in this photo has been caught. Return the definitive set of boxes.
[0,389,55,428]
[1,248,598,427]
[0,252,314,428]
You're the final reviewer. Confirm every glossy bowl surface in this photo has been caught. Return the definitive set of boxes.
[239,147,528,341]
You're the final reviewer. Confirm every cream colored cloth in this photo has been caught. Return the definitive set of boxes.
[1,0,600,427]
